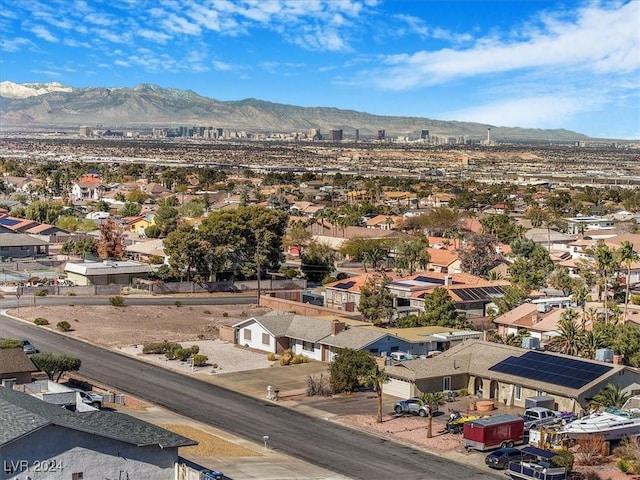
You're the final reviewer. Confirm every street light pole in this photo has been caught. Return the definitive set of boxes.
[256,243,261,302]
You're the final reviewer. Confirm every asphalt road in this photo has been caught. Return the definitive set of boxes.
[1,314,499,480]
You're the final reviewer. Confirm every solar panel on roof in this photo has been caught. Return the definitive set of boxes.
[334,281,355,290]
[0,218,20,226]
[488,351,613,390]
[414,276,445,285]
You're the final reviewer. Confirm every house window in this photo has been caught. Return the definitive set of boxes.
[262,333,270,345]
[243,329,252,341]
[369,348,379,355]
[514,385,522,400]
[443,376,451,391]
[302,341,314,352]
[390,346,399,353]
[72,474,84,480]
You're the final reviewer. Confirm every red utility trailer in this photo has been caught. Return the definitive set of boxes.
[463,414,524,451]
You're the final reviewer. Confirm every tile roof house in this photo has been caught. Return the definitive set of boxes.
[382,339,640,413]
[0,349,38,386]
[0,386,196,479]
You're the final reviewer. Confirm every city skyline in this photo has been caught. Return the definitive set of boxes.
[1,0,638,139]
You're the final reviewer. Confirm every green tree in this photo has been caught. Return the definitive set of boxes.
[592,242,618,323]
[328,348,376,393]
[120,202,142,217]
[480,214,522,244]
[395,237,430,275]
[30,352,82,381]
[618,241,639,320]
[25,200,63,224]
[163,225,205,281]
[94,200,111,213]
[300,241,336,283]
[153,205,179,238]
[126,190,148,204]
[358,274,396,325]
[362,366,390,423]
[588,383,630,410]
[179,199,205,218]
[508,244,554,292]
[396,287,470,329]
[283,223,313,256]
[493,285,528,315]
[547,309,584,356]
[56,215,80,232]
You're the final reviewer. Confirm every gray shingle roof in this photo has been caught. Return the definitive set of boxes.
[0,387,196,448]
[385,339,628,397]
[321,327,387,349]
[0,348,38,375]
[0,233,49,247]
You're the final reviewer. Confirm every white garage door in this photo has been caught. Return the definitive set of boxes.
[383,378,413,399]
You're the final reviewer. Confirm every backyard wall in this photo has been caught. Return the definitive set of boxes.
[259,295,362,319]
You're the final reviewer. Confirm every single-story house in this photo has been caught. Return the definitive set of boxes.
[383,339,640,413]
[64,260,152,286]
[524,228,577,253]
[0,348,38,387]
[0,387,196,480]
[0,233,49,259]
[232,314,481,363]
[125,238,167,264]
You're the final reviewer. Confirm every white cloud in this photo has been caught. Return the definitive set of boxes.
[31,25,58,42]
[213,61,233,71]
[138,29,171,43]
[1,37,33,52]
[30,69,62,77]
[161,13,202,35]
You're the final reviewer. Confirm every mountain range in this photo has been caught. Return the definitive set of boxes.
[0,81,588,142]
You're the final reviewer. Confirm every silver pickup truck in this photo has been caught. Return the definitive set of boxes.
[522,407,563,430]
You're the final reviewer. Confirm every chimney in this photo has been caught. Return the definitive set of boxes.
[613,354,623,365]
[331,320,346,336]
[444,275,452,287]
[532,313,539,323]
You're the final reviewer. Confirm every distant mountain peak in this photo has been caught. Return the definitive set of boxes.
[0,81,73,99]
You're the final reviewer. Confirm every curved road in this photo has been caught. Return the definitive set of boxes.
[1,308,498,480]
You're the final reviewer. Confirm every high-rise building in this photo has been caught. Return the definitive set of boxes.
[330,129,343,142]
[79,126,92,137]
[420,129,430,140]
[355,129,360,141]
[377,129,386,140]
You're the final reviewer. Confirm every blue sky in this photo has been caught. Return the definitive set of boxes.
[1,0,638,139]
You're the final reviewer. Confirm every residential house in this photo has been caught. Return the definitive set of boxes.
[492,303,573,344]
[565,215,615,235]
[121,214,155,236]
[0,349,38,387]
[364,214,404,230]
[64,260,152,286]
[25,223,70,242]
[524,228,577,253]
[232,314,481,363]
[71,181,107,201]
[382,339,640,413]
[0,216,39,233]
[0,233,49,259]
[426,247,461,273]
[0,386,196,480]
[324,272,508,318]
[125,238,167,264]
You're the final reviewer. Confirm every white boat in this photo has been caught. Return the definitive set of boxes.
[562,396,640,441]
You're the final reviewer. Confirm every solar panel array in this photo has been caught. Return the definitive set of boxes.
[488,351,613,390]
[333,281,355,290]
[454,286,505,301]
[0,218,20,226]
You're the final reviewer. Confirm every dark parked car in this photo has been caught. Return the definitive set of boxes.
[485,447,534,469]
[22,339,37,354]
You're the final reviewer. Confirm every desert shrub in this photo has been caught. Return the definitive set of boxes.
[174,300,182,307]
[291,354,309,364]
[34,317,49,326]
[203,309,211,315]
[279,349,294,366]
[617,459,630,473]
[56,321,71,332]
[284,268,298,278]
[266,352,276,361]
[306,374,333,397]
[142,341,182,355]
[192,354,208,367]
[190,345,200,354]
[211,363,218,369]
[322,276,337,285]
[173,348,192,361]
[34,289,47,297]
[0,338,22,349]
[631,295,640,305]
[109,296,125,307]
[66,292,77,296]
[458,388,469,397]
[581,471,604,480]
[222,312,229,317]
[614,437,640,472]
[575,435,608,465]
[550,451,574,474]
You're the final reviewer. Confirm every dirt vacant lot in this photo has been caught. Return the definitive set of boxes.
[9,304,269,347]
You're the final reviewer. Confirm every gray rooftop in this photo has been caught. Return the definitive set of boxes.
[0,386,196,448]
[0,233,49,247]
[0,348,38,375]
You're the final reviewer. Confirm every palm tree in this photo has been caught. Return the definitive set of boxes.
[547,309,584,357]
[418,391,445,438]
[363,248,387,273]
[593,242,617,324]
[587,383,630,410]
[362,366,390,423]
[618,241,639,320]
[579,330,606,360]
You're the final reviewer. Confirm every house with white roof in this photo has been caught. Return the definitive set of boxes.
[64,260,152,286]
